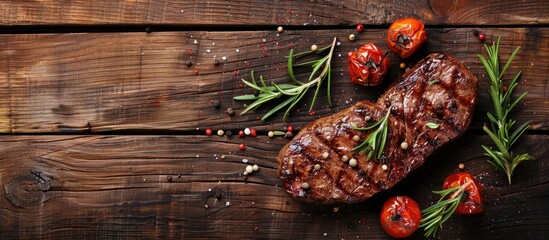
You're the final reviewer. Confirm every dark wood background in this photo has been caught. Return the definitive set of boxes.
[0,1,547,239]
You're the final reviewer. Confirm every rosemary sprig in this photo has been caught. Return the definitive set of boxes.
[352,110,390,160]
[234,37,337,122]
[478,38,533,184]
[419,180,473,238]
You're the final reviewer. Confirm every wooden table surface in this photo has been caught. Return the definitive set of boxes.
[0,1,547,239]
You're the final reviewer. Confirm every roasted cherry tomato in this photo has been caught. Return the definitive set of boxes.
[347,43,390,86]
[443,172,484,215]
[387,18,427,58]
[380,196,421,238]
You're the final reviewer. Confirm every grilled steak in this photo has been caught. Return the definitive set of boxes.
[277,53,478,203]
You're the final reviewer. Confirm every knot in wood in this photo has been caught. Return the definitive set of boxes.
[4,171,56,207]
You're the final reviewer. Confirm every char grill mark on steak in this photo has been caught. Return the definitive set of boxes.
[278,53,478,203]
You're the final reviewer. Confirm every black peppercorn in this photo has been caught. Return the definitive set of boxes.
[225,130,233,137]
[473,29,479,36]
[145,27,151,33]
[186,61,193,67]
[214,59,220,66]
[213,100,220,109]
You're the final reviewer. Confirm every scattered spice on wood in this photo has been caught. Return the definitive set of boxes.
[349,34,356,41]
[212,100,220,109]
[356,24,364,32]
[217,130,224,136]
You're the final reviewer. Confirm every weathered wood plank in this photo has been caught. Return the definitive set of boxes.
[0,0,546,26]
[0,28,546,133]
[0,135,546,239]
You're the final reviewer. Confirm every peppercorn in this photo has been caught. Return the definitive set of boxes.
[245,165,253,174]
[226,108,235,115]
[322,152,329,159]
[250,128,257,137]
[400,62,406,69]
[342,155,349,162]
[214,59,220,66]
[382,164,388,171]
[238,130,245,137]
[286,125,294,132]
[277,26,284,33]
[301,182,309,189]
[186,61,193,67]
[478,33,486,41]
[503,85,508,92]
[400,142,409,150]
[356,24,364,32]
[244,128,251,135]
[311,44,318,52]
[252,164,259,172]
[145,27,151,33]
[349,158,358,167]
[348,34,356,41]
[364,116,371,121]
[352,135,360,142]
[212,100,220,109]
[194,69,199,75]
[268,131,275,138]
[205,129,212,136]
[239,143,246,151]
[472,29,479,36]
[225,130,233,137]
[314,164,321,171]
[217,130,224,136]
[458,163,465,170]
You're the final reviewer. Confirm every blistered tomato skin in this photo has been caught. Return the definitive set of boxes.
[387,18,427,58]
[380,196,422,238]
[443,172,484,215]
[347,43,390,86]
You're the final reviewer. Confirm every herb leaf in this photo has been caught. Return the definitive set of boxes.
[419,181,472,238]
[234,37,337,122]
[478,37,533,184]
[352,111,391,160]
[428,78,440,85]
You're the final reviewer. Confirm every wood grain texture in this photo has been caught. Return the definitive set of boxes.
[0,28,546,133]
[0,0,547,26]
[0,134,546,239]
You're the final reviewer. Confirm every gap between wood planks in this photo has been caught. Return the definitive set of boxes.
[0,24,547,34]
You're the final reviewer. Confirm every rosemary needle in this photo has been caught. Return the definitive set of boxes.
[478,37,533,184]
[234,37,337,122]
[352,110,391,160]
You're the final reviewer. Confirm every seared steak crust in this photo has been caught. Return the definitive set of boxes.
[277,53,478,203]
